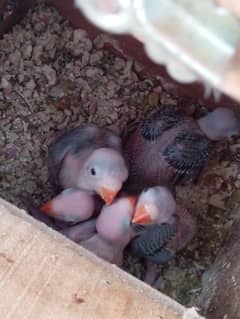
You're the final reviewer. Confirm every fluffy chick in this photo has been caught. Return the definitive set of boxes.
[63,195,136,266]
[130,186,196,287]
[40,188,101,224]
[48,124,128,204]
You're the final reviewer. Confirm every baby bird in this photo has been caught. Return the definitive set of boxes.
[40,188,102,224]
[124,106,240,191]
[130,186,196,287]
[20,197,68,231]
[48,124,128,204]
[96,195,137,243]
[63,195,136,266]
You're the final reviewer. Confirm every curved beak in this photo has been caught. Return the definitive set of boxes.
[40,201,54,216]
[132,204,152,224]
[99,187,118,205]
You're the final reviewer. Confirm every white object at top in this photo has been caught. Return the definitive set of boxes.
[74,0,240,87]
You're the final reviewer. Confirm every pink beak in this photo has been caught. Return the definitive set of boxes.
[132,204,152,224]
[99,187,118,205]
[40,201,54,216]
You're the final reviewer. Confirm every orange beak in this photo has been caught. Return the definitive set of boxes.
[132,204,152,224]
[99,187,118,205]
[40,201,54,216]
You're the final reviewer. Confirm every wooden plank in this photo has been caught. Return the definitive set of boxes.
[198,217,240,319]
[0,198,204,319]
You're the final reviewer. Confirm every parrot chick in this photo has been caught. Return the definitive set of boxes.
[130,186,196,287]
[40,188,101,224]
[79,195,137,266]
[20,196,68,231]
[96,195,137,242]
[48,124,128,204]
[124,106,240,191]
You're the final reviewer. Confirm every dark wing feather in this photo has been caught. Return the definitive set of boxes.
[130,223,177,263]
[145,247,175,263]
[163,130,212,184]
[141,106,182,141]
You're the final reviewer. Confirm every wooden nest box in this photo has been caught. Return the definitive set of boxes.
[0,1,240,318]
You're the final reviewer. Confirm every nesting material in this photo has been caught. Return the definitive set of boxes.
[1,4,240,307]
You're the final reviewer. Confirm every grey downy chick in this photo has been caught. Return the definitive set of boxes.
[48,124,128,205]
[130,186,196,287]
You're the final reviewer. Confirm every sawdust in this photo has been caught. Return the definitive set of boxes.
[0,3,240,307]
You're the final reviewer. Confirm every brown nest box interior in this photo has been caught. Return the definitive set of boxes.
[0,1,240,318]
